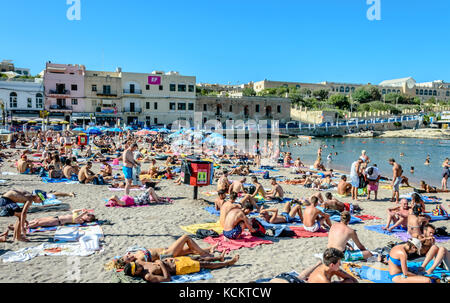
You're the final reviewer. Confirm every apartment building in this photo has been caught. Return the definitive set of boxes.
[0,78,44,119]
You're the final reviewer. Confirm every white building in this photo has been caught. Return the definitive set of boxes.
[0,78,45,119]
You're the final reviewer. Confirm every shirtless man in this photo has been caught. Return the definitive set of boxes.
[350,159,363,201]
[228,177,246,195]
[0,189,45,242]
[100,161,113,178]
[389,158,403,203]
[337,175,352,196]
[222,201,256,239]
[17,154,34,174]
[123,254,239,283]
[219,192,241,227]
[123,143,139,196]
[266,178,284,201]
[382,199,410,232]
[217,170,230,193]
[78,161,102,184]
[250,176,266,199]
[417,224,450,275]
[308,248,358,283]
[214,190,227,211]
[323,192,350,213]
[328,211,372,261]
[303,196,332,232]
[63,159,79,179]
[259,200,303,224]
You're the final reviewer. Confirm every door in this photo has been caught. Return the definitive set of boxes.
[130,84,135,94]
[130,102,135,112]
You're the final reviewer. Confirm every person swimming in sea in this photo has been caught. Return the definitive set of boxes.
[425,155,430,165]
[410,166,414,174]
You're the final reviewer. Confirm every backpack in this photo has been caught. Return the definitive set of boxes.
[263,171,270,179]
[195,229,219,239]
[250,218,266,237]
[246,185,256,195]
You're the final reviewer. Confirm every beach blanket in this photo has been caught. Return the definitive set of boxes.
[54,225,104,242]
[254,270,300,283]
[203,233,273,252]
[105,197,173,208]
[0,243,96,263]
[424,212,449,222]
[354,214,382,221]
[343,261,449,283]
[204,206,259,217]
[17,198,62,208]
[180,222,224,235]
[41,177,79,184]
[364,224,450,243]
[289,226,328,238]
[111,268,213,283]
[316,206,362,224]
[256,218,303,237]
[28,221,100,234]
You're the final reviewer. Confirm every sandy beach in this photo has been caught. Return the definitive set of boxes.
[0,150,449,283]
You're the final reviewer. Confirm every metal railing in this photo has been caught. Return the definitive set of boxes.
[123,108,142,113]
[49,104,73,110]
[48,89,70,95]
[96,90,117,96]
[123,89,142,94]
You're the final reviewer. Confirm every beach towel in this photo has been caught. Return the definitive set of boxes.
[41,177,79,184]
[354,214,381,221]
[254,198,294,205]
[316,207,362,224]
[342,261,449,283]
[204,206,258,217]
[17,198,62,208]
[27,221,100,234]
[254,270,300,283]
[0,243,97,263]
[105,197,173,208]
[54,225,104,242]
[203,233,273,252]
[289,226,328,238]
[393,231,450,243]
[111,268,213,283]
[180,222,224,235]
[424,212,449,222]
[256,218,303,237]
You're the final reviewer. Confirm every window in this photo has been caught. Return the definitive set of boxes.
[255,104,260,112]
[203,104,207,111]
[93,74,98,77]
[387,89,391,93]
[345,87,350,93]
[154,102,158,110]
[9,92,17,108]
[154,118,158,124]
[296,85,300,89]
[351,87,355,92]
[382,89,386,94]
[447,91,449,97]
[103,85,111,94]
[420,89,423,95]
[146,85,150,90]
[170,84,176,91]
[146,102,150,110]
[71,99,78,105]
[36,93,43,108]
[277,105,281,113]
[27,98,32,108]
[178,84,186,92]
[178,103,186,110]
[169,102,176,110]
[71,84,77,91]
[229,105,232,112]
[188,85,195,92]
[433,90,437,96]
[159,85,163,91]
[188,103,194,111]
[340,87,344,92]
[424,90,428,95]
[92,85,97,92]
[416,89,419,95]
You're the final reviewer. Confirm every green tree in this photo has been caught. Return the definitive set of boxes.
[313,89,329,101]
[242,87,256,96]
[328,94,350,110]
[352,87,372,103]
[367,85,381,101]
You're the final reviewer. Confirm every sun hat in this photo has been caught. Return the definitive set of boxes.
[407,238,422,255]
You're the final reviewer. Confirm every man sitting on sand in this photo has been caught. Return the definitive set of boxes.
[307,248,358,283]
[222,201,256,239]
[259,200,303,224]
[217,169,230,193]
[327,211,372,261]
[214,190,227,211]
[27,209,96,228]
[0,189,46,242]
[123,253,240,283]
[228,177,246,195]
[63,159,79,180]
[17,154,35,174]
[219,192,241,227]
[415,224,450,275]
[302,196,332,232]
[265,178,284,201]
[337,175,352,197]
[382,198,410,232]
[78,161,105,184]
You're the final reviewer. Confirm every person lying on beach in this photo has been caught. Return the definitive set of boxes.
[387,239,434,283]
[307,248,358,283]
[110,235,220,269]
[134,184,166,204]
[123,253,239,283]
[420,181,450,193]
[229,165,250,176]
[265,178,284,201]
[408,204,430,239]
[222,201,256,239]
[0,189,46,242]
[27,209,96,228]
[267,261,322,283]
[327,211,372,261]
[109,181,142,189]
[337,175,352,196]
[302,196,332,232]
[382,199,410,232]
[259,200,303,224]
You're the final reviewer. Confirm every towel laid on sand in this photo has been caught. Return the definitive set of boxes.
[180,222,224,235]
[256,218,303,237]
[354,214,381,221]
[203,233,273,252]
[204,206,258,217]
[400,192,441,203]
[0,243,96,263]
[41,177,79,184]
[254,270,300,283]
[316,206,362,224]
[54,225,104,242]
[394,231,450,243]
[289,226,328,238]
[17,198,62,208]
[343,261,449,283]
[108,187,146,191]
[364,224,449,243]
[111,268,213,283]
[28,221,100,234]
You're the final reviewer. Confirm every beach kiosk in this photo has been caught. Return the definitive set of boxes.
[181,159,213,200]
[77,133,88,146]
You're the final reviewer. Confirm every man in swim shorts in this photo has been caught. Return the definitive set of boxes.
[222,201,256,239]
[389,158,403,203]
[259,200,303,224]
[303,196,332,232]
[123,143,139,196]
[337,175,352,196]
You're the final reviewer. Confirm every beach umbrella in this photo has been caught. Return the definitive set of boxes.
[72,127,86,132]
[172,140,191,146]
[157,128,170,133]
[86,127,102,135]
[124,126,134,131]
[100,126,109,132]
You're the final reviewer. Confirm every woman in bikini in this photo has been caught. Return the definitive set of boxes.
[407,204,430,238]
[27,209,96,228]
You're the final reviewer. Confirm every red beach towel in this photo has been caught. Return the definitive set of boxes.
[289,226,328,238]
[203,232,273,252]
[354,215,381,221]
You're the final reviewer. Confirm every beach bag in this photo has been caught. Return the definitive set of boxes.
[432,205,447,217]
[245,185,256,195]
[251,218,266,237]
[195,229,219,239]
[278,228,296,238]
[435,227,449,237]
[93,176,105,185]
[263,171,270,179]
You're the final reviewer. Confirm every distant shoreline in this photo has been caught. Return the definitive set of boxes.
[344,128,450,139]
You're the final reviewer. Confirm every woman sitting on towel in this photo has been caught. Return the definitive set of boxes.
[408,204,430,239]
[107,235,219,269]
[27,209,96,228]
[387,239,435,283]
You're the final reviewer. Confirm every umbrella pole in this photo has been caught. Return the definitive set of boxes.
[193,186,198,200]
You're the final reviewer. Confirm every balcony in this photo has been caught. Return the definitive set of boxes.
[49,104,73,112]
[123,108,142,114]
[96,90,118,97]
[48,89,70,96]
[123,89,142,95]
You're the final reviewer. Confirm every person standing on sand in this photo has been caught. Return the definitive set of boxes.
[388,158,403,203]
[349,159,363,201]
[123,143,139,196]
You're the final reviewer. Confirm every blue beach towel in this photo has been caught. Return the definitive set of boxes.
[364,224,407,235]
[256,218,302,237]
[204,206,258,217]
[316,206,362,224]
[165,269,213,283]
[17,198,62,208]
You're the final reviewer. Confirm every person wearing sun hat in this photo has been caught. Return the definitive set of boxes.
[386,238,434,283]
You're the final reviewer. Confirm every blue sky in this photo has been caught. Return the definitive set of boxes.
[2,0,450,85]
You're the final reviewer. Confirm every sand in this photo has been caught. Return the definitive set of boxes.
[0,152,449,283]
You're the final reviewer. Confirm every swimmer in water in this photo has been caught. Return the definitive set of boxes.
[410,166,414,174]
[425,155,430,165]
[400,153,404,157]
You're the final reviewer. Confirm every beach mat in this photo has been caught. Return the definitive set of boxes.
[108,187,146,191]
[316,206,362,224]
[203,233,273,252]
[354,214,382,221]
[54,225,104,242]
[204,206,258,217]
[343,261,449,283]
[41,177,79,184]
[180,222,223,235]
[256,218,303,237]
[364,224,450,243]
[400,192,441,203]
[17,198,62,208]
[28,221,100,234]
[289,226,328,238]
[111,268,213,283]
